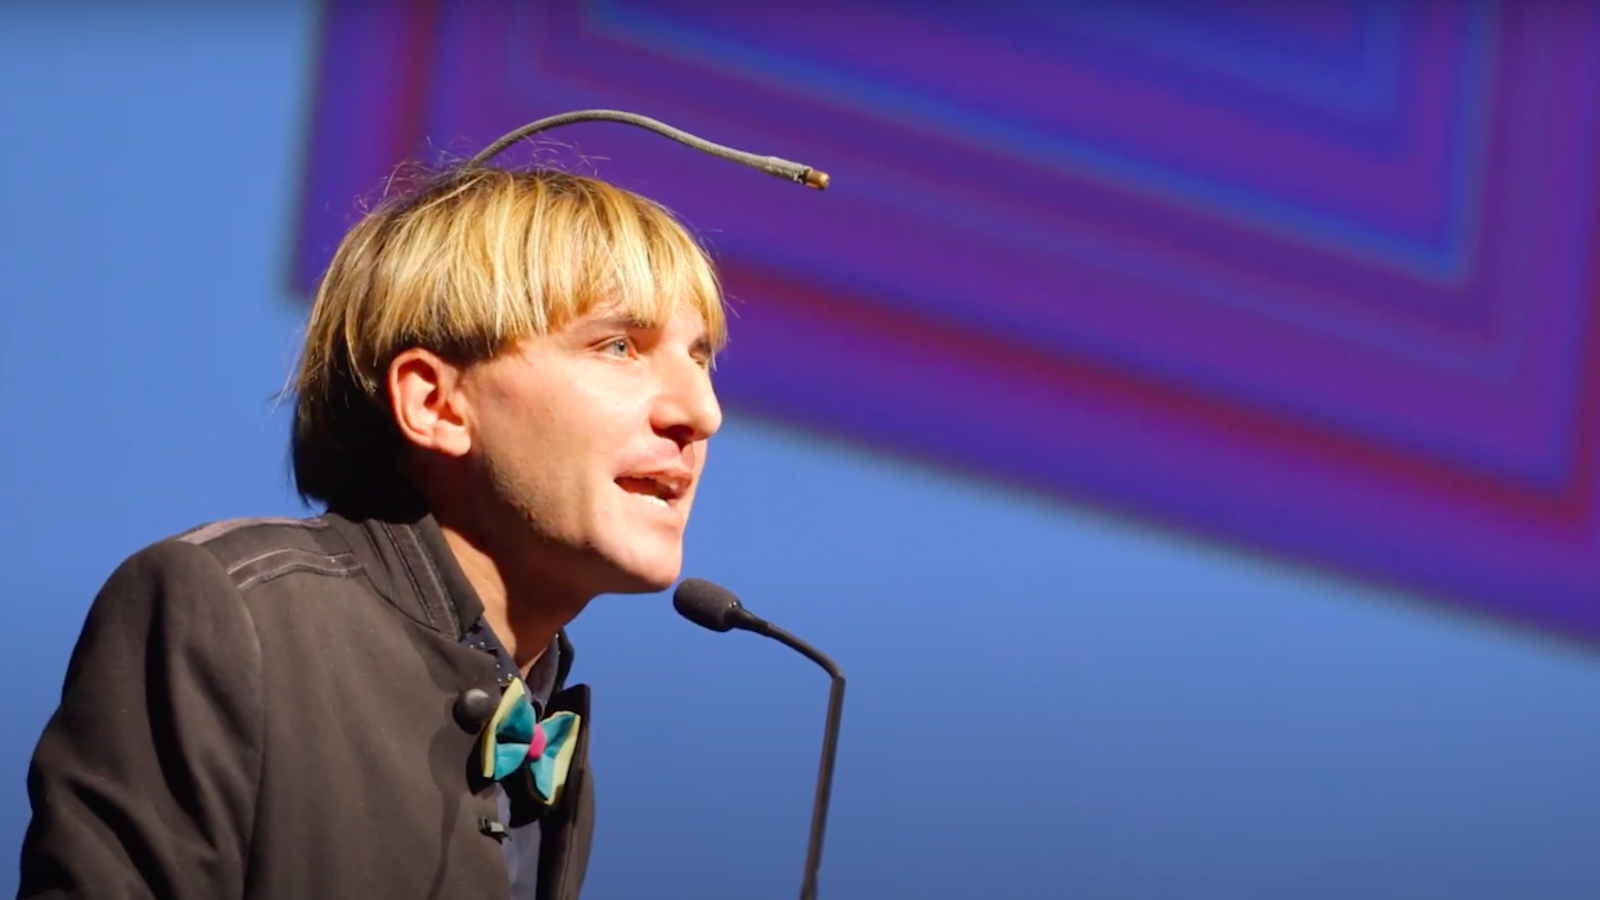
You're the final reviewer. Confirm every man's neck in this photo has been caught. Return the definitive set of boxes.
[437,523,587,675]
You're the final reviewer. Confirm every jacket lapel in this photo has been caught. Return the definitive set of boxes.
[325,510,595,899]
[537,683,594,900]
[322,511,483,640]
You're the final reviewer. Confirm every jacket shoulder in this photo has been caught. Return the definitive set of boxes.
[164,514,360,592]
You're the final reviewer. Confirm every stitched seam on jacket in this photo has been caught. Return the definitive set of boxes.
[410,530,460,636]
[221,547,357,588]
[381,522,438,631]
[225,547,293,577]
[234,553,361,592]
[177,516,328,546]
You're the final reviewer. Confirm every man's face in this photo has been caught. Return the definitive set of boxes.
[456,301,723,597]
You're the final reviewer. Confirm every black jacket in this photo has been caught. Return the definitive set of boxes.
[17,512,594,900]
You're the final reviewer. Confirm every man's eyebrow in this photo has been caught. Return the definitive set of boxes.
[584,312,651,331]
[582,312,711,355]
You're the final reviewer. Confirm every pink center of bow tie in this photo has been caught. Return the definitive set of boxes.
[524,721,547,761]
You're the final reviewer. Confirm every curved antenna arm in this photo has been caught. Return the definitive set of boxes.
[467,108,829,190]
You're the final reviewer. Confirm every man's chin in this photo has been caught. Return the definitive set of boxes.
[599,571,678,596]
[594,551,682,595]
[577,527,685,594]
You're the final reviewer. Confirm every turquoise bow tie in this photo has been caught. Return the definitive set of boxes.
[479,678,581,806]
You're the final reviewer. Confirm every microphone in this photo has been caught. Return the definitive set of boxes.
[673,578,847,900]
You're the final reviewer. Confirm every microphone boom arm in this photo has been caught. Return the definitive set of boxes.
[672,579,847,899]
[754,621,847,900]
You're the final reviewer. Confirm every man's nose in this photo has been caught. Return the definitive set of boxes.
[652,356,723,447]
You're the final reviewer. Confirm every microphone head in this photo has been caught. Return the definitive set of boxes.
[673,578,751,633]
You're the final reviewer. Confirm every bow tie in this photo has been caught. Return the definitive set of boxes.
[479,678,582,807]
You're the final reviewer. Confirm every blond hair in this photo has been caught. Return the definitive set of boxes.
[290,165,726,517]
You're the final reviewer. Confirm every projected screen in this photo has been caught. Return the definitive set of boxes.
[292,0,1600,646]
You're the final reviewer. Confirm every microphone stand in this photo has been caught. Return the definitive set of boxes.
[673,580,849,899]
[757,622,847,900]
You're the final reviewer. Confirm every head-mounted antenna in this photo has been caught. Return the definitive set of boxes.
[466,109,830,190]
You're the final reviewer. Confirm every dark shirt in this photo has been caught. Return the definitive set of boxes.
[460,616,561,900]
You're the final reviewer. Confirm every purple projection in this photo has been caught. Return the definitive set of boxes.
[292,0,1600,646]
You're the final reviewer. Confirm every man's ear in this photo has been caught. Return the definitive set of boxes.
[387,348,473,458]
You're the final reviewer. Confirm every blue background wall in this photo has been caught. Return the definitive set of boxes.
[3,4,1599,899]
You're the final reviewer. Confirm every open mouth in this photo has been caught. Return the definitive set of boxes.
[615,473,687,508]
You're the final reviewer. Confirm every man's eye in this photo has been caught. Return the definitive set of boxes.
[604,338,632,356]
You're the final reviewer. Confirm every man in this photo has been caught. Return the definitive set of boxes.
[16,162,725,900]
